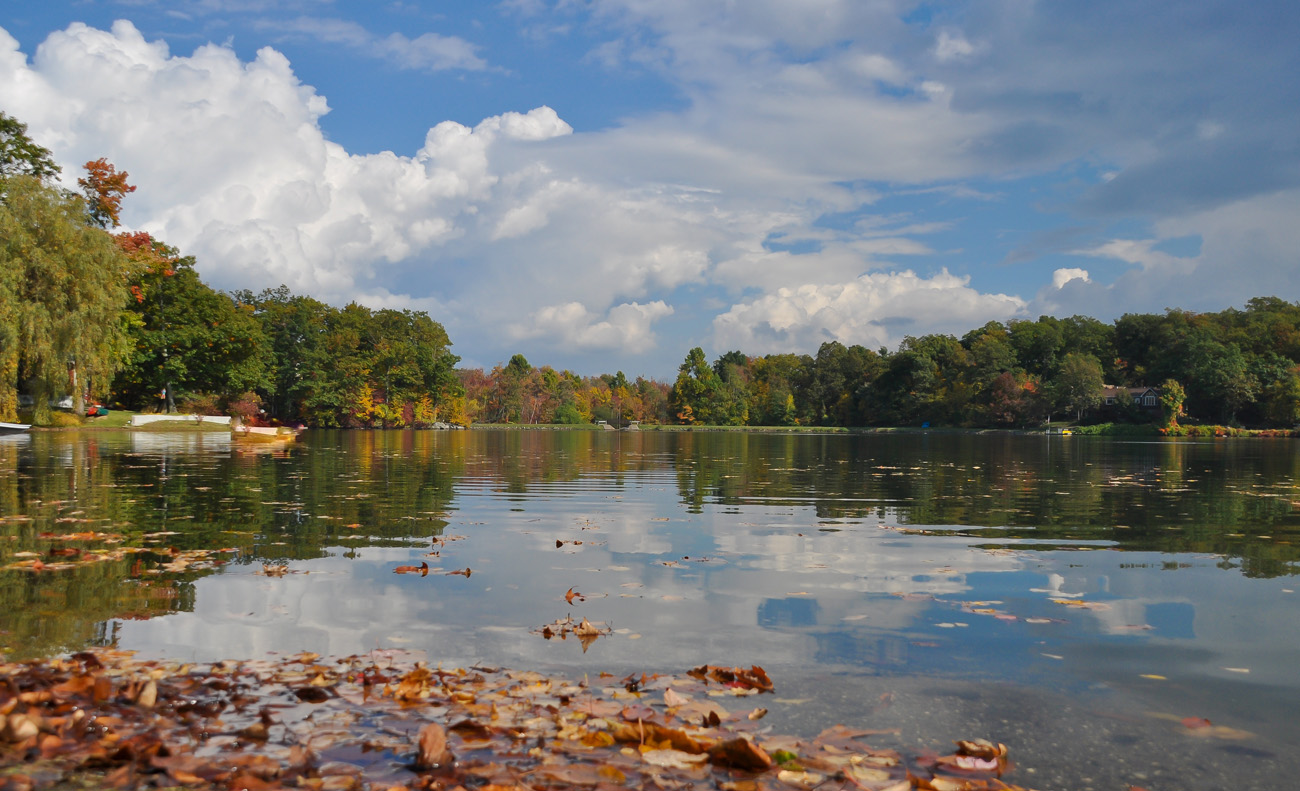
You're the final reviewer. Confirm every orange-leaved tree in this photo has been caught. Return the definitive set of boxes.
[79,158,136,229]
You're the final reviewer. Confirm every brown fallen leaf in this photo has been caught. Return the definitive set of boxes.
[708,737,772,771]
[394,562,430,576]
[565,587,585,605]
[777,769,825,788]
[621,703,655,721]
[954,739,1007,761]
[293,687,330,703]
[612,721,704,753]
[574,617,603,637]
[688,664,774,693]
[4,713,41,742]
[447,568,472,577]
[415,722,454,769]
[643,749,710,770]
[135,679,157,708]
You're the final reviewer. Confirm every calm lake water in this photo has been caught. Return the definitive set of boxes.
[2,429,1298,790]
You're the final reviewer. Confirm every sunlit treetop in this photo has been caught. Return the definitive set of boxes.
[0,112,60,182]
[79,158,136,228]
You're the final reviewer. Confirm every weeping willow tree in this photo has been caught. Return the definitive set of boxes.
[0,176,135,423]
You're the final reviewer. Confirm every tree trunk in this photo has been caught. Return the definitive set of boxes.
[0,346,17,423]
[69,360,84,416]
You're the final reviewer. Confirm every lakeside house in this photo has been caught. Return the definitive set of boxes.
[1102,385,1159,407]
[1100,384,1161,419]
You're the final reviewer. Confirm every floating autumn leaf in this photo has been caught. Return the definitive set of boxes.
[0,650,1042,791]
[622,702,656,721]
[565,587,585,604]
[447,567,472,577]
[394,561,430,576]
[955,739,1008,761]
[574,617,603,637]
[135,679,157,708]
[688,665,775,693]
[844,764,897,787]
[415,722,454,769]
[643,748,710,770]
[1050,598,1112,611]
[533,615,612,650]
[293,686,330,703]
[777,769,826,788]
[260,563,288,577]
[708,737,773,771]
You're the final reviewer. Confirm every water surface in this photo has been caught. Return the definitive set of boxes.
[2,429,1297,790]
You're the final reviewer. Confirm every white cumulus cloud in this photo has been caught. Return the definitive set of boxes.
[713,269,1026,353]
[0,21,571,300]
[1051,267,1091,289]
[513,301,675,352]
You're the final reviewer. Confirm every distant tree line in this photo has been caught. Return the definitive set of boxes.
[658,303,1300,429]
[450,300,1299,430]
[458,356,670,427]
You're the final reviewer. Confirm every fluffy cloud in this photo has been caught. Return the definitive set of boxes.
[933,31,978,63]
[713,270,1026,353]
[1035,189,1300,320]
[0,21,572,296]
[1051,267,1091,289]
[1072,239,1193,274]
[512,300,675,352]
[266,17,488,72]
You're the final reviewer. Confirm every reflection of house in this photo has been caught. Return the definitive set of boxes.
[1101,385,1160,413]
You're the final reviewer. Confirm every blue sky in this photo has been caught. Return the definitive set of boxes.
[2,1,1298,376]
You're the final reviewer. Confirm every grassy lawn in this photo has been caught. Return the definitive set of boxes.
[27,410,230,431]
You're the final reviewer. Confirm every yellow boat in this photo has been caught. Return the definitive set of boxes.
[232,425,299,443]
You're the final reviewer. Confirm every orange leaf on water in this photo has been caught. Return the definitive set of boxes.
[416,722,453,769]
[708,737,772,771]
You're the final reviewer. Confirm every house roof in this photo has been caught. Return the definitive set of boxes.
[1102,385,1158,397]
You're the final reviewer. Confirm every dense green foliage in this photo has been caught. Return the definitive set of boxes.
[0,176,134,422]
[231,288,463,427]
[0,113,60,182]
[646,303,1300,429]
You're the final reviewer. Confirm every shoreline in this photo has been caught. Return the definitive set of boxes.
[21,419,1296,439]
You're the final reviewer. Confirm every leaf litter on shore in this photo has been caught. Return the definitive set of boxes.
[0,650,1038,791]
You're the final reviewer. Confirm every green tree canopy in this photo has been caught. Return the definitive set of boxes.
[112,248,272,412]
[1051,352,1105,422]
[0,113,60,182]
[0,176,133,421]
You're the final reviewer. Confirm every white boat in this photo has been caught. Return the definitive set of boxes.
[0,422,31,434]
